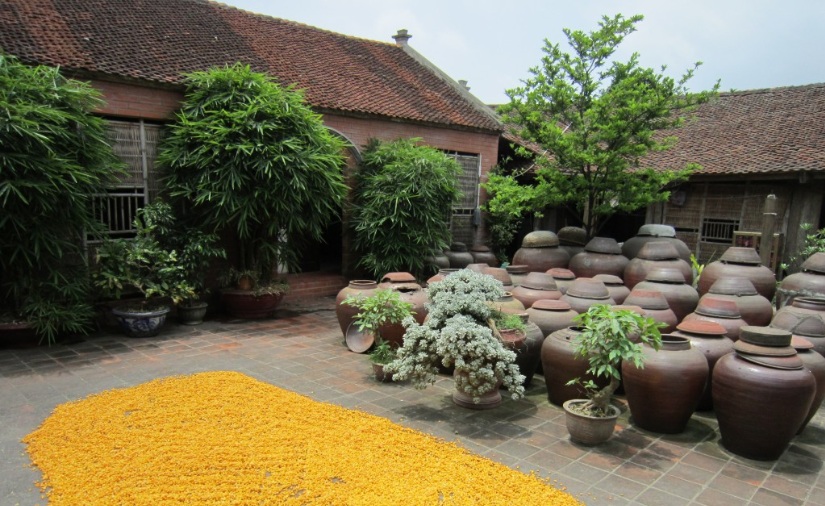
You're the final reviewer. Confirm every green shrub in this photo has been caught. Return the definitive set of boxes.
[351,138,461,279]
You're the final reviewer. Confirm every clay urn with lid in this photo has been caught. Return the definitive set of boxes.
[672,320,734,411]
[634,267,699,322]
[506,264,529,287]
[707,277,773,326]
[770,297,825,356]
[623,288,678,333]
[560,278,616,313]
[335,280,380,337]
[489,292,526,313]
[698,246,776,300]
[791,335,825,433]
[568,237,630,279]
[623,241,693,290]
[426,268,460,286]
[512,230,570,272]
[593,274,630,305]
[470,244,498,267]
[481,266,513,291]
[377,272,427,346]
[557,226,587,259]
[682,295,748,341]
[712,326,816,460]
[547,268,576,295]
[511,272,562,308]
[444,242,474,268]
[621,224,692,262]
[778,252,825,307]
[526,299,578,337]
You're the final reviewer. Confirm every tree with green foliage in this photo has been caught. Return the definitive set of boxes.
[491,14,718,239]
[351,138,461,280]
[159,64,347,282]
[0,54,123,343]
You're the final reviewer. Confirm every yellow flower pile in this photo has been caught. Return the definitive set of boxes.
[24,371,582,505]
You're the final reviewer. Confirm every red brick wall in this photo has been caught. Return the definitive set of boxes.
[91,79,183,121]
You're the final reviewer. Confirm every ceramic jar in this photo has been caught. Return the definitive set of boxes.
[707,277,773,326]
[481,266,514,291]
[511,272,562,308]
[548,268,576,295]
[593,274,630,305]
[424,251,451,271]
[698,247,776,300]
[672,320,734,411]
[505,313,545,386]
[634,267,699,322]
[470,245,498,268]
[558,226,587,259]
[791,336,825,433]
[489,293,526,313]
[621,224,692,262]
[335,280,380,337]
[569,237,630,279]
[623,241,693,290]
[560,278,615,314]
[445,242,474,268]
[682,295,748,341]
[540,327,608,406]
[770,297,825,356]
[712,326,816,460]
[378,273,427,346]
[426,268,461,286]
[527,300,579,337]
[622,335,709,434]
[506,264,529,287]
[512,231,570,272]
[778,252,825,307]
[623,288,679,333]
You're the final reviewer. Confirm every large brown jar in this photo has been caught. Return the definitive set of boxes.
[707,277,773,326]
[682,295,748,341]
[593,274,630,305]
[540,327,607,406]
[672,320,734,411]
[778,252,825,307]
[503,312,544,386]
[378,273,427,346]
[791,336,825,434]
[512,231,570,272]
[698,247,776,300]
[560,278,615,313]
[481,266,513,291]
[634,267,699,322]
[621,224,692,262]
[526,300,579,337]
[506,264,529,287]
[547,268,576,295]
[558,226,587,259]
[489,293,526,313]
[623,288,678,333]
[335,280,379,337]
[568,237,630,279]
[444,242,474,268]
[624,241,693,290]
[770,297,825,356]
[470,244,498,267]
[622,335,708,434]
[511,272,562,308]
[426,268,461,286]
[712,326,816,460]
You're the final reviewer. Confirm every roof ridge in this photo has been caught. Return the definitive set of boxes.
[720,82,825,97]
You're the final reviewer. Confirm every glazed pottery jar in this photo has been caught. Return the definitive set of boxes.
[335,280,379,337]
[568,237,630,279]
[481,266,514,291]
[791,336,825,433]
[511,272,562,308]
[503,312,544,386]
[527,300,579,337]
[698,247,776,300]
[426,268,460,286]
[622,335,708,434]
[506,264,529,287]
[470,244,498,268]
[621,224,692,262]
[558,226,587,259]
[634,267,699,322]
[682,295,748,341]
[512,231,570,272]
[707,277,773,326]
[540,327,608,406]
[770,297,825,356]
[445,242,474,268]
[623,288,678,333]
[593,274,630,305]
[548,268,576,295]
[778,252,825,307]
[424,251,450,271]
[672,320,734,411]
[712,326,816,460]
[560,278,615,314]
[623,241,693,290]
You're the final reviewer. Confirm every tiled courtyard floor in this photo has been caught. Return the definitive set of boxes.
[2,296,825,505]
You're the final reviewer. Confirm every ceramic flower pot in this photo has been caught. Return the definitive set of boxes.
[177,301,209,326]
[452,369,502,410]
[562,399,621,445]
[112,306,171,337]
[222,290,284,319]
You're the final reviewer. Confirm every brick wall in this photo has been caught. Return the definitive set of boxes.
[91,79,183,121]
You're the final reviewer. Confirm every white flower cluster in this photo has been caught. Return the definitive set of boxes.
[386,269,525,403]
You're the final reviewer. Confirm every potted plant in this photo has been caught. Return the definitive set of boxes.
[159,64,347,319]
[341,288,413,380]
[386,269,525,409]
[563,304,663,444]
[489,310,527,348]
[93,204,196,337]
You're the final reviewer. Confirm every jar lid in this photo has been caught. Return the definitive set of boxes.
[676,319,727,336]
[739,325,792,347]
[470,244,491,252]
[531,299,573,311]
[770,308,825,337]
[547,267,576,280]
[584,237,622,255]
[802,252,825,274]
[521,230,560,248]
[644,267,686,284]
[736,351,803,369]
[521,272,559,290]
[636,241,680,260]
[637,224,677,237]
[593,274,623,286]
[734,340,796,356]
[624,289,670,310]
[381,272,417,284]
[708,276,758,296]
[558,226,587,246]
[720,247,761,265]
[566,278,611,299]
[610,304,645,315]
[694,296,742,318]
[450,242,468,252]
[506,264,529,274]
[791,335,815,350]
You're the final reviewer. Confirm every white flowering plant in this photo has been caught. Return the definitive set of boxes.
[385,269,525,403]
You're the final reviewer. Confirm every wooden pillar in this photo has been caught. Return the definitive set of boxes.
[784,181,824,273]
[759,194,777,267]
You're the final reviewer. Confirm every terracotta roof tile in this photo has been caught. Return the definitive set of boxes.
[0,0,501,132]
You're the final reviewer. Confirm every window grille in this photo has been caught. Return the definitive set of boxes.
[701,218,740,244]
[444,152,480,245]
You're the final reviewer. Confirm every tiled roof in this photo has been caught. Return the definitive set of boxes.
[643,83,825,176]
[0,0,501,132]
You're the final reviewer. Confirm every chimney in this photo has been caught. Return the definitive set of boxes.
[392,29,412,46]
[458,80,470,91]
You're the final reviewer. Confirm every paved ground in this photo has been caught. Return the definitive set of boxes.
[2,296,825,505]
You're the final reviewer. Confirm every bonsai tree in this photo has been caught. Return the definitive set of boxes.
[386,270,525,405]
[567,304,663,416]
[0,54,123,343]
[159,63,347,287]
[351,138,461,279]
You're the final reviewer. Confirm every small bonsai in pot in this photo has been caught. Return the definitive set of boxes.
[93,204,196,337]
[386,269,525,409]
[341,288,413,380]
[564,304,663,444]
[489,310,527,348]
